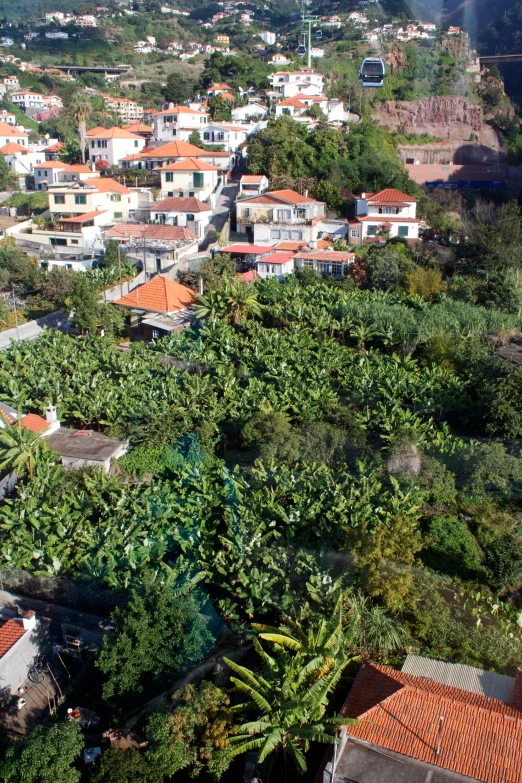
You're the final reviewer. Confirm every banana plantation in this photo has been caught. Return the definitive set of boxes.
[1,275,522,780]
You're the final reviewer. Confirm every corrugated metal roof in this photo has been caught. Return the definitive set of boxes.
[401,654,515,703]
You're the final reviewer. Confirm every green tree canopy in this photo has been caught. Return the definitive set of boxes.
[1,722,83,783]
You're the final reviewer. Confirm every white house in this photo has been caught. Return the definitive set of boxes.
[103,222,199,276]
[10,91,47,113]
[206,82,234,98]
[293,249,355,276]
[236,188,326,244]
[231,103,266,122]
[201,124,248,152]
[88,126,146,167]
[160,157,219,202]
[1,142,42,179]
[0,121,28,147]
[148,195,213,239]
[269,53,291,67]
[240,174,269,197]
[0,109,16,125]
[270,69,325,98]
[33,162,100,190]
[351,188,421,244]
[3,75,19,90]
[276,93,328,118]
[48,178,139,222]
[259,31,276,45]
[137,140,232,173]
[254,251,294,280]
[152,104,208,143]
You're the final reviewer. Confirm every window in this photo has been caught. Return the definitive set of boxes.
[218,132,224,141]
[186,214,194,221]
[398,225,409,237]
[110,194,121,202]
[270,229,281,239]
[193,172,204,188]
[91,141,95,148]
[350,229,360,237]
[134,140,139,147]
[167,191,173,197]
[50,237,67,246]
[74,195,87,205]
[291,231,302,240]
[200,116,206,123]
[172,129,177,136]
[152,329,159,339]
[379,206,395,214]
[332,263,343,276]
[188,191,194,197]
[277,209,291,221]
[367,226,378,236]
[97,139,107,148]
[244,208,251,218]
[65,263,72,269]
[44,170,47,177]
[114,211,123,218]
[54,194,65,204]
[281,230,291,239]
[71,239,79,244]
[203,132,210,140]
[282,108,290,116]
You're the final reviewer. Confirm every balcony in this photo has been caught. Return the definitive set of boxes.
[238,214,323,226]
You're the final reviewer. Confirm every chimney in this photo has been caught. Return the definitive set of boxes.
[168,102,174,109]
[21,610,36,631]
[45,404,57,424]
[91,160,96,172]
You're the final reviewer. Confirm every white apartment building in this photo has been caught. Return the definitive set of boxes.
[236,188,326,244]
[0,121,28,147]
[48,178,139,223]
[201,124,248,152]
[88,127,146,167]
[11,91,47,112]
[103,96,144,122]
[153,104,208,142]
[259,31,276,45]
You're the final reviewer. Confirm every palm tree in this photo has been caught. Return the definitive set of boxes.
[0,418,49,477]
[69,96,93,164]
[226,281,262,326]
[224,643,353,775]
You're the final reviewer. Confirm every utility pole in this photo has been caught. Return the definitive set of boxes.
[12,287,19,342]
[301,0,319,69]
[142,232,147,279]
[117,242,123,297]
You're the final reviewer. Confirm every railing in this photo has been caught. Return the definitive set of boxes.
[238,215,323,226]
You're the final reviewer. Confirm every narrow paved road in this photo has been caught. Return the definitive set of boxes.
[0,311,69,351]
[200,180,240,250]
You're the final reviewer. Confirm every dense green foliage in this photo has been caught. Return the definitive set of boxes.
[0,722,83,783]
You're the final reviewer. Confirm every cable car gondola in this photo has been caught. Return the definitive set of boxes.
[359,58,385,88]
[315,29,322,40]
[297,43,306,56]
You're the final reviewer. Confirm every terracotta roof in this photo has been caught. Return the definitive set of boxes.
[91,178,131,194]
[150,196,211,213]
[59,211,108,224]
[160,157,219,171]
[34,160,67,169]
[238,269,260,282]
[112,276,197,313]
[0,142,28,154]
[119,152,145,162]
[104,224,197,241]
[295,250,355,261]
[86,126,109,137]
[0,619,26,658]
[88,126,143,140]
[241,175,266,183]
[21,413,50,433]
[268,189,318,204]
[64,164,95,173]
[278,96,308,108]
[366,188,418,203]
[208,83,233,91]
[342,662,522,783]
[256,252,294,265]
[122,123,153,133]
[141,140,206,158]
[275,241,307,251]
[155,105,207,116]
[222,244,275,255]
[239,194,292,206]
[293,93,327,101]
[219,92,236,102]
[44,142,64,152]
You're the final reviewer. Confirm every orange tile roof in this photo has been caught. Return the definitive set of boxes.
[208,83,233,91]
[342,662,522,783]
[112,276,197,313]
[278,96,308,108]
[122,122,153,133]
[295,250,355,261]
[141,140,206,158]
[0,619,26,657]
[275,241,307,251]
[59,211,108,223]
[241,175,266,183]
[104,224,197,241]
[86,126,108,137]
[88,126,143,140]
[219,92,236,102]
[151,196,211,213]
[161,157,219,171]
[34,160,67,169]
[367,188,418,203]
[0,142,28,154]
[256,252,294,265]
[155,105,207,116]
[21,413,50,433]
[269,189,318,204]
[91,178,131,194]
[64,164,96,173]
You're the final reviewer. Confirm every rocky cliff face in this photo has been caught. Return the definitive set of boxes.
[372,96,502,148]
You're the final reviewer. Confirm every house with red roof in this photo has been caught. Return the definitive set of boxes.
[159,157,220,202]
[294,249,355,277]
[239,174,269,197]
[236,188,326,245]
[351,188,421,244]
[148,196,213,239]
[103,222,199,275]
[112,276,197,340]
[0,141,44,179]
[320,657,522,783]
[152,103,209,143]
[132,139,233,173]
[0,609,42,706]
[87,126,146,167]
